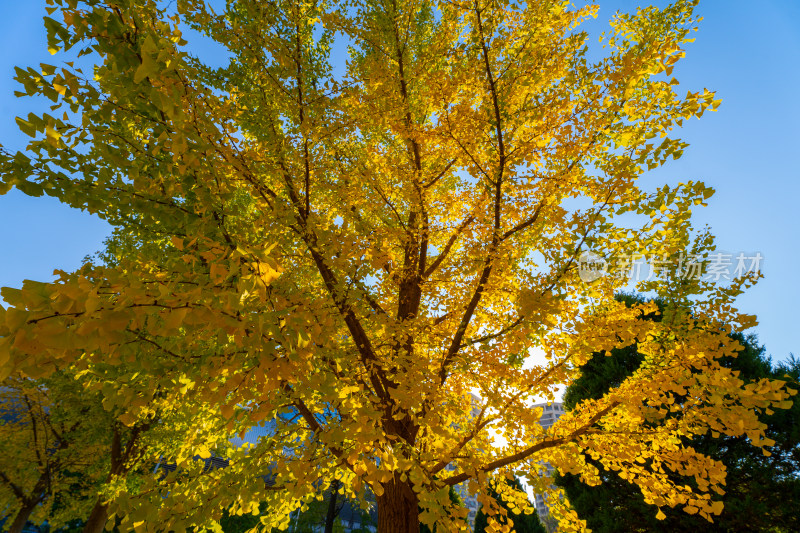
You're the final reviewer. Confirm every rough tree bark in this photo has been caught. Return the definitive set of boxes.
[377,475,419,533]
[324,479,341,533]
[81,423,124,533]
[8,499,39,533]
[81,500,109,533]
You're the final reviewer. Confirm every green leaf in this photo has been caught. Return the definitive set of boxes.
[15,117,36,137]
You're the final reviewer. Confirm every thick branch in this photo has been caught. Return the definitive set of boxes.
[0,470,27,502]
[457,315,524,350]
[430,402,495,475]
[437,0,508,387]
[424,213,476,278]
[423,159,456,189]
[501,201,545,241]
[442,401,619,486]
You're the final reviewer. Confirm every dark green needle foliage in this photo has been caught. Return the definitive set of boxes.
[558,294,800,532]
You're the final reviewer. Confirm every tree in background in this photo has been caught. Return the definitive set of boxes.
[0,375,103,533]
[287,484,346,533]
[557,294,800,532]
[0,348,225,533]
[0,369,156,533]
[218,506,263,533]
[473,477,546,533]
[0,0,796,531]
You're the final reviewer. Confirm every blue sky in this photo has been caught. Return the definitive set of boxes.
[0,1,797,361]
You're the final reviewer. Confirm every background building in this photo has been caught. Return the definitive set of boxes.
[531,402,565,530]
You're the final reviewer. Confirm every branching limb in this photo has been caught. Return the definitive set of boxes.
[442,401,620,486]
[424,213,477,278]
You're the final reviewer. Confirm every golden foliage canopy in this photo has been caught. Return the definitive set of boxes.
[0,0,793,531]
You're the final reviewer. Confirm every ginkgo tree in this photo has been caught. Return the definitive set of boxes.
[0,347,220,533]
[0,374,105,533]
[0,0,794,531]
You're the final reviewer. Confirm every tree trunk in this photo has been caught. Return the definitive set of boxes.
[8,500,37,533]
[324,479,340,533]
[82,423,124,533]
[377,476,419,533]
[82,499,109,533]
